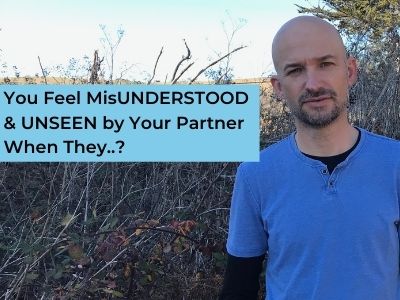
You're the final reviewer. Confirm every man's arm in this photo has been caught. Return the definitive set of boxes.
[223,164,267,299]
[219,253,265,300]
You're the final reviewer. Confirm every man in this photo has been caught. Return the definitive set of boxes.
[220,16,400,299]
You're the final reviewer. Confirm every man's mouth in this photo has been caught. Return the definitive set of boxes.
[302,96,331,104]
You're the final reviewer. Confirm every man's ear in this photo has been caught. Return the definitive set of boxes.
[347,56,357,87]
[270,75,283,100]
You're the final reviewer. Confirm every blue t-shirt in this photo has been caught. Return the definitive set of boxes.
[227,128,400,299]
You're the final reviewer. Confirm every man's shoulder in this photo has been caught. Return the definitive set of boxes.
[239,133,294,175]
[361,128,399,144]
[259,133,294,160]
[360,128,400,153]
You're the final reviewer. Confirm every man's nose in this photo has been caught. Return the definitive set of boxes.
[304,70,323,92]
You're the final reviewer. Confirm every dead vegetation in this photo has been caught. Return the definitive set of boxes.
[0,14,398,299]
[0,162,236,299]
[1,62,397,299]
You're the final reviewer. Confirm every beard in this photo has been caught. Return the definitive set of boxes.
[288,88,347,128]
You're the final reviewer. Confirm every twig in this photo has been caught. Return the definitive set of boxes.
[171,39,191,82]
[4,264,28,300]
[96,182,163,232]
[147,47,164,84]
[0,225,25,273]
[172,62,195,84]
[37,56,47,84]
[13,264,28,300]
[197,207,230,217]
[88,248,127,280]
[195,163,229,213]
[94,225,199,243]
[189,45,247,84]
[83,162,91,247]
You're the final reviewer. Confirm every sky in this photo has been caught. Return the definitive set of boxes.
[0,0,320,81]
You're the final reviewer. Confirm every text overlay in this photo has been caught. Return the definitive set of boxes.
[0,85,259,162]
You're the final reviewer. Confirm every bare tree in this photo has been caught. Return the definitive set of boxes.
[99,24,125,83]
[216,12,247,83]
[143,13,248,85]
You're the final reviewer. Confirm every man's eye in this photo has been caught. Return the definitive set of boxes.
[321,62,334,68]
[287,68,302,75]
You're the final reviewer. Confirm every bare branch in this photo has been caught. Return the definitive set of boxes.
[147,46,164,84]
[37,56,47,84]
[172,62,195,84]
[189,45,247,84]
[89,248,127,280]
[171,39,191,82]
[116,63,136,83]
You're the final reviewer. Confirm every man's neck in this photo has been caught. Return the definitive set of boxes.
[294,119,359,157]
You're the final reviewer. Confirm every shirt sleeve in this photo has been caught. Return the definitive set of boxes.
[227,164,268,257]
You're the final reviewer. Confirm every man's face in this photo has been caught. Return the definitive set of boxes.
[271,21,357,128]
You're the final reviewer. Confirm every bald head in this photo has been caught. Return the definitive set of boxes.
[272,16,346,74]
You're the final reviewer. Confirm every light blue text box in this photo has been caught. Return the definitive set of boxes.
[0,85,259,162]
